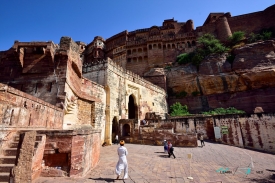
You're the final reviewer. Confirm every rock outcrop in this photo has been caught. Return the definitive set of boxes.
[155,40,275,113]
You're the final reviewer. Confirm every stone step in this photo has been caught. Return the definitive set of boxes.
[0,156,16,164]
[2,148,18,156]
[44,149,56,154]
[14,134,43,142]
[13,135,20,142]
[9,142,19,148]
[0,164,14,173]
[0,173,10,182]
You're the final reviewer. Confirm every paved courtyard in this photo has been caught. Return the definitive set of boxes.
[35,141,275,183]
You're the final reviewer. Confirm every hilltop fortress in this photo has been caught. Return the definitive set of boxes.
[0,4,275,181]
[84,4,275,75]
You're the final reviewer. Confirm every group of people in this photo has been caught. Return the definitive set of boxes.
[163,140,176,158]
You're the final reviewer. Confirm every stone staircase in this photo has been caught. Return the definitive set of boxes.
[0,133,43,183]
[0,134,19,183]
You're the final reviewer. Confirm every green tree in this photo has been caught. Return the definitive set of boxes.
[176,34,228,70]
[170,102,189,116]
[198,33,228,55]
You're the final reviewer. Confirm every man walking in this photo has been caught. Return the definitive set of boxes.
[115,134,119,145]
[200,134,205,147]
[168,142,176,159]
[115,140,128,180]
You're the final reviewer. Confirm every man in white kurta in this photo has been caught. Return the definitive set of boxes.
[115,140,128,179]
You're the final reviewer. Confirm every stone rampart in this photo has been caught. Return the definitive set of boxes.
[0,83,63,129]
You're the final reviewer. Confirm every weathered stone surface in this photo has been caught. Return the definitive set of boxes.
[164,40,275,113]
[14,131,37,183]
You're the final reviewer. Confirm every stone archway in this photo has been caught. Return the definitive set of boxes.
[112,117,119,143]
[122,124,130,137]
[128,94,138,119]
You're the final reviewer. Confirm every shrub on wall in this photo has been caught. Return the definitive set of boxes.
[248,30,273,43]
[228,31,245,46]
[202,107,245,115]
[175,91,188,98]
[170,102,190,116]
[177,34,228,69]
[191,91,200,96]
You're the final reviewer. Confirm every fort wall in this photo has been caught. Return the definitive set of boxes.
[83,59,168,144]
[0,83,63,129]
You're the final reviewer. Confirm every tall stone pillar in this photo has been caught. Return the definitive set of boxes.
[216,16,232,42]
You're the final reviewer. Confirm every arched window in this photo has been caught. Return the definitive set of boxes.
[153,44,157,49]
[182,42,185,48]
[158,44,161,49]
[163,45,166,50]
[143,47,147,52]
[127,50,131,55]
[138,56,142,62]
[187,41,191,48]
[172,44,175,49]
[138,48,142,53]
[144,56,148,61]
[149,45,152,50]
[192,41,196,46]
[168,44,171,49]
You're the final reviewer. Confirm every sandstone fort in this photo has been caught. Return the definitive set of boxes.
[0,4,275,182]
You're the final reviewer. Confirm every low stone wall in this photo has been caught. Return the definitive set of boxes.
[0,83,63,129]
[40,128,101,178]
[167,113,275,154]
[123,122,198,147]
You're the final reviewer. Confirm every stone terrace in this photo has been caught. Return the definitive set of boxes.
[34,142,275,183]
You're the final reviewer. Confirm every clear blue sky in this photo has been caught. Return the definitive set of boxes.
[0,0,274,50]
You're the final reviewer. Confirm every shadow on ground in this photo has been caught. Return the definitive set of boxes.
[88,177,115,182]
[158,155,169,158]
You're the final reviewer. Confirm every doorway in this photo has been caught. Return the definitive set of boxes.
[122,124,130,137]
[112,117,119,143]
[128,94,137,119]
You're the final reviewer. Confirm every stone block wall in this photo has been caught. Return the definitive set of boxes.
[0,83,63,129]
[59,36,106,131]
[214,115,244,147]
[179,113,275,154]
[32,134,46,180]
[0,41,60,106]
[41,129,101,178]
[238,114,275,153]
[84,59,168,144]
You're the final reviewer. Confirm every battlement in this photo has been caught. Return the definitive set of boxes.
[106,58,166,95]
[229,11,262,21]
[106,30,128,42]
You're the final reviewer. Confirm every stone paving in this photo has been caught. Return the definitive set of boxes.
[35,141,275,183]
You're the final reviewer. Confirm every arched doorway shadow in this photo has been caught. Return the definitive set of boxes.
[112,117,119,143]
[122,124,130,137]
[128,94,138,119]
